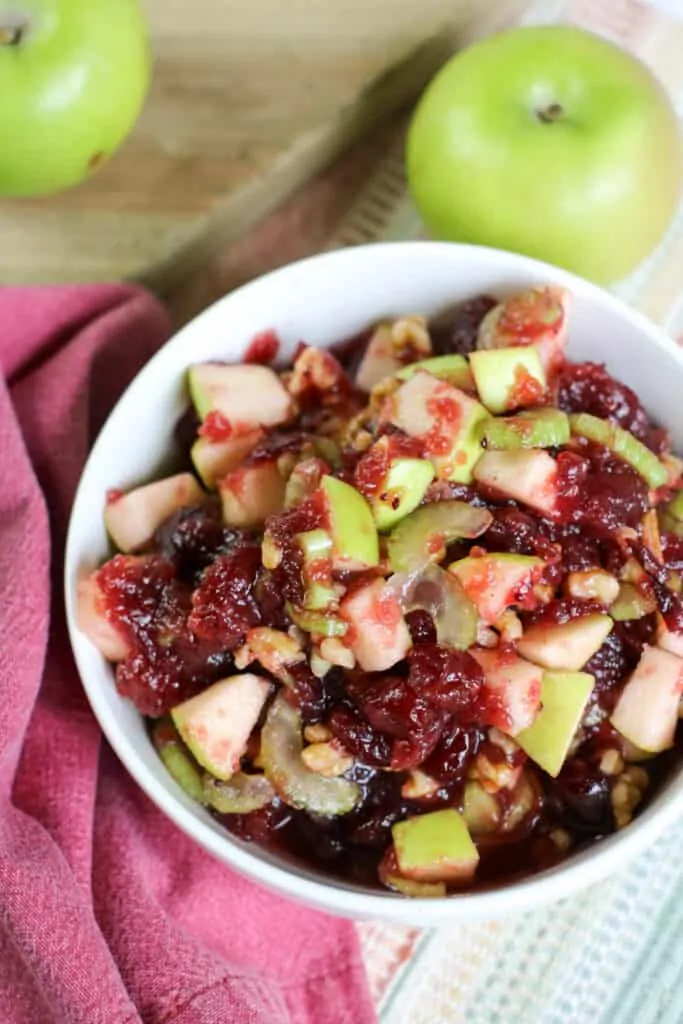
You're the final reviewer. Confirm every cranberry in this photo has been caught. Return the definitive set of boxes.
[220,798,292,844]
[116,644,200,717]
[405,609,437,645]
[243,329,280,365]
[154,503,245,582]
[557,361,668,454]
[327,706,392,768]
[188,544,263,646]
[345,773,410,848]
[408,644,485,721]
[429,295,497,356]
[548,758,614,835]
[423,720,482,784]
[662,530,683,573]
[556,445,649,533]
[96,555,182,647]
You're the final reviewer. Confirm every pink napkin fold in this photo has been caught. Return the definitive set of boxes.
[0,284,376,1024]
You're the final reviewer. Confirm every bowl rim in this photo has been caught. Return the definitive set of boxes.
[64,240,683,924]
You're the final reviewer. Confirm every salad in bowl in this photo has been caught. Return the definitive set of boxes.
[74,278,683,899]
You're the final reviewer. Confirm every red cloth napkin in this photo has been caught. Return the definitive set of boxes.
[0,285,376,1024]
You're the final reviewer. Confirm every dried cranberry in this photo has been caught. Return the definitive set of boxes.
[423,720,481,784]
[188,544,262,646]
[405,609,437,645]
[662,530,683,573]
[556,445,649,533]
[96,555,182,647]
[345,773,410,848]
[220,798,292,843]
[154,503,245,582]
[429,295,497,356]
[548,758,614,835]
[327,706,392,768]
[557,361,668,454]
[408,644,485,721]
[116,644,198,717]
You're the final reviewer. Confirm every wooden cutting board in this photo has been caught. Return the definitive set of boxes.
[0,0,523,290]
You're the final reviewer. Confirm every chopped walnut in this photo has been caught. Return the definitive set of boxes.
[549,828,572,854]
[401,769,441,800]
[261,533,283,570]
[598,748,624,776]
[476,621,499,648]
[612,764,649,829]
[304,723,332,744]
[301,740,353,777]
[319,637,356,669]
[495,609,523,642]
[236,627,305,684]
[565,569,620,605]
[390,315,432,360]
[309,650,332,679]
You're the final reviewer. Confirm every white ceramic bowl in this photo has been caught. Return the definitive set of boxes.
[65,242,683,925]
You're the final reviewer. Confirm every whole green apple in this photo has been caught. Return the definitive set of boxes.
[406,25,682,284]
[0,0,150,197]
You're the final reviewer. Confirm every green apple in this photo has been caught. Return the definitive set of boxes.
[449,552,545,624]
[406,25,682,284]
[392,808,479,884]
[516,671,595,777]
[0,0,150,196]
[569,413,668,489]
[479,408,570,450]
[151,718,205,804]
[517,613,613,671]
[387,499,492,573]
[469,346,546,415]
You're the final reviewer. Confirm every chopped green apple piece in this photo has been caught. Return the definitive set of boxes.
[171,673,271,781]
[470,345,546,415]
[355,324,402,392]
[191,428,263,489]
[660,511,683,538]
[392,809,479,884]
[188,363,292,427]
[395,353,475,391]
[470,649,543,736]
[76,570,132,661]
[370,451,435,532]
[569,413,668,490]
[448,552,545,624]
[152,718,206,804]
[473,449,559,518]
[104,473,205,553]
[611,645,683,753]
[285,602,348,637]
[462,782,502,835]
[476,287,570,374]
[479,408,570,450]
[380,864,446,898]
[516,671,595,777]
[297,528,333,561]
[203,772,275,814]
[667,489,683,522]
[219,460,286,529]
[387,500,492,573]
[517,614,613,671]
[380,372,488,483]
[320,475,379,570]
[609,583,657,622]
[340,578,412,672]
[260,694,360,816]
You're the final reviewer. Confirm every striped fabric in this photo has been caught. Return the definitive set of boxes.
[333,1,683,1018]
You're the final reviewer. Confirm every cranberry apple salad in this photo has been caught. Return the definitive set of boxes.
[77,286,683,897]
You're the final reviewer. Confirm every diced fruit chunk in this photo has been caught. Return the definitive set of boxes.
[470,346,546,415]
[517,614,613,671]
[448,552,545,624]
[260,694,359,816]
[656,615,683,657]
[368,446,435,532]
[191,428,263,489]
[473,449,558,517]
[380,372,487,483]
[188,363,292,427]
[471,648,543,736]
[462,782,502,835]
[104,473,205,553]
[476,286,570,374]
[219,460,286,529]
[569,413,668,490]
[516,671,595,777]
[392,808,479,884]
[171,673,271,781]
[395,353,474,391]
[152,718,205,803]
[479,408,570,450]
[320,475,379,570]
[340,578,411,672]
[388,501,492,573]
[610,583,657,622]
[76,572,132,661]
[611,645,683,753]
[355,324,402,392]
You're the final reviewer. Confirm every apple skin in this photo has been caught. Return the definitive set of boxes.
[406,25,682,284]
[0,0,150,197]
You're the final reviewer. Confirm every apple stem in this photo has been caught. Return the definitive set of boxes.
[537,103,564,124]
[0,25,22,46]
